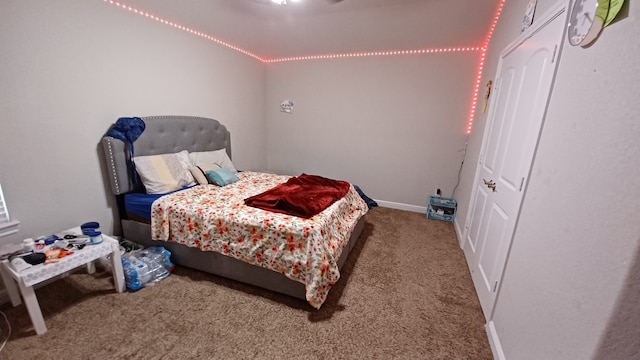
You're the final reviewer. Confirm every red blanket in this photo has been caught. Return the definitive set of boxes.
[244,173,351,218]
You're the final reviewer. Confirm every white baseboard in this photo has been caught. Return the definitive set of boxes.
[486,320,506,360]
[375,200,427,214]
[454,217,464,247]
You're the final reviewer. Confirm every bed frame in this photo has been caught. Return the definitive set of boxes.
[101,115,365,301]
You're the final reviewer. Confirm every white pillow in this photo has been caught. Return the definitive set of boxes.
[133,150,195,194]
[189,149,237,173]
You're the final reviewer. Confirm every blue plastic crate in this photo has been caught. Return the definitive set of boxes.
[427,195,457,222]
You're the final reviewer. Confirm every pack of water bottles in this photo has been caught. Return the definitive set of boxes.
[121,246,174,291]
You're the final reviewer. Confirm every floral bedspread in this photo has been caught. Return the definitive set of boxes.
[150,171,368,308]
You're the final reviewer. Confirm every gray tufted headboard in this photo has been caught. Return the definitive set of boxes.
[101,115,231,195]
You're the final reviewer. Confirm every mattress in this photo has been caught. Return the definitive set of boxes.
[124,187,193,221]
[150,171,369,308]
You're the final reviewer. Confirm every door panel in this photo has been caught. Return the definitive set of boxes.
[467,185,489,252]
[501,50,552,186]
[483,68,515,173]
[477,203,509,294]
[463,7,567,319]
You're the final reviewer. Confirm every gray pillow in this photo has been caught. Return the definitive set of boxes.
[188,149,237,173]
[189,163,222,185]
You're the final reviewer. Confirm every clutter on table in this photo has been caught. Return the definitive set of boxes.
[2,221,106,271]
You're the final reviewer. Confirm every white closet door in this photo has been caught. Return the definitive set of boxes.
[463,5,567,320]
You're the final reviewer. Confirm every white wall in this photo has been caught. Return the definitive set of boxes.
[11,2,638,357]
[0,1,477,241]
[0,0,266,241]
[265,53,476,208]
[455,0,640,359]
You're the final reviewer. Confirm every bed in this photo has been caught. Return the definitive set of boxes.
[101,115,368,308]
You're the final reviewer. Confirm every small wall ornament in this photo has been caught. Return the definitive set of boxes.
[521,0,537,33]
[280,100,294,114]
[483,80,493,113]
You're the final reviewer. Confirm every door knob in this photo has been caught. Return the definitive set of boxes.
[483,179,497,192]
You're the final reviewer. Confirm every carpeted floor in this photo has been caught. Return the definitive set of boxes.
[0,207,491,359]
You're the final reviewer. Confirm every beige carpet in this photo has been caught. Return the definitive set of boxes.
[0,207,491,359]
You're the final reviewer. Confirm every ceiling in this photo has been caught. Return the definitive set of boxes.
[117,0,499,60]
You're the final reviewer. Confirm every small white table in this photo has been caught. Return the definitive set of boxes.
[0,229,125,335]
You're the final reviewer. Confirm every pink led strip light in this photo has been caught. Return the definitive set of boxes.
[103,0,263,60]
[104,0,480,63]
[105,0,505,133]
[265,48,481,63]
[466,0,505,134]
